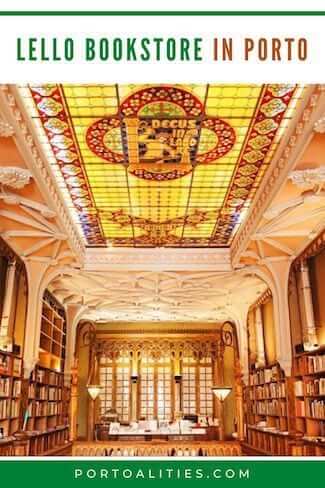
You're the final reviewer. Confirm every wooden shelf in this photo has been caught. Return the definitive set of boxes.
[293,348,325,444]
[244,362,292,455]
[22,363,70,455]
[39,291,66,372]
[0,350,22,441]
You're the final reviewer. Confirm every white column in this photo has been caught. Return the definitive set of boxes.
[265,259,293,376]
[64,303,87,386]
[0,259,16,341]
[22,259,50,378]
[231,304,250,385]
[255,305,265,367]
[300,261,318,349]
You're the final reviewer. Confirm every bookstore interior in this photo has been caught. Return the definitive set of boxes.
[0,83,324,457]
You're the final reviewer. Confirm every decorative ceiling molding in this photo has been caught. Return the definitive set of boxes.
[49,269,266,323]
[314,115,325,133]
[0,189,71,261]
[0,166,32,189]
[289,167,325,192]
[84,247,232,272]
[0,85,85,261]
[231,85,325,265]
[0,189,56,218]
[0,117,14,137]
[293,228,325,267]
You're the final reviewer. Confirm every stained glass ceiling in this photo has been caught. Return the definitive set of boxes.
[19,84,304,247]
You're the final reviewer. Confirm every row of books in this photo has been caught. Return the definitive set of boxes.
[0,377,10,396]
[31,401,63,417]
[0,398,19,418]
[250,382,286,400]
[306,378,325,396]
[12,379,21,397]
[0,354,10,374]
[306,399,325,419]
[28,384,62,401]
[295,380,304,397]
[251,399,287,416]
[0,354,22,376]
[295,378,325,397]
[30,368,62,386]
[250,365,280,385]
[297,355,325,375]
[48,386,62,401]
[296,399,306,417]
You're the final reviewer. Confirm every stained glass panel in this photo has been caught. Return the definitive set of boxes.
[18,83,305,247]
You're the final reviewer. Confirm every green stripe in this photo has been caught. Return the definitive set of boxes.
[0,11,324,16]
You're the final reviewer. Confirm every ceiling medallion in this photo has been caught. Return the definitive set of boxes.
[86,86,236,181]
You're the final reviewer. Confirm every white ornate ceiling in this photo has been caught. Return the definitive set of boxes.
[48,270,267,322]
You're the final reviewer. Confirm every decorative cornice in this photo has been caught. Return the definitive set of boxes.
[231,85,325,265]
[0,85,85,262]
[288,166,325,191]
[84,247,232,271]
[293,228,325,268]
[96,336,221,359]
[96,328,221,336]
[0,166,32,189]
[0,118,14,137]
[249,288,272,310]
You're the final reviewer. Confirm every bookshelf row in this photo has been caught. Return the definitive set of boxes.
[0,351,23,441]
[0,349,70,455]
[40,291,67,373]
[246,426,290,456]
[245,349,325,455]
[249,365,282,385]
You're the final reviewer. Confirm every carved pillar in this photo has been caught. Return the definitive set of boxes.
[231,304,250,385]
[64,304,87,386]
[255,306,265,367]
[22,259,50,378]
[0,259,16,342]
[300,261,318,348]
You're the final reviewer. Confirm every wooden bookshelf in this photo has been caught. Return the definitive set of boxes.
[22,364,69,455]
[292,346,325,455]
[19,291,70,456]
[40,291,66,372]
[244,362,292,455]
[0,350,23,445]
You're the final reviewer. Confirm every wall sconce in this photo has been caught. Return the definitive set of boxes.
[131,374,138,384]
[174,374,182,383]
